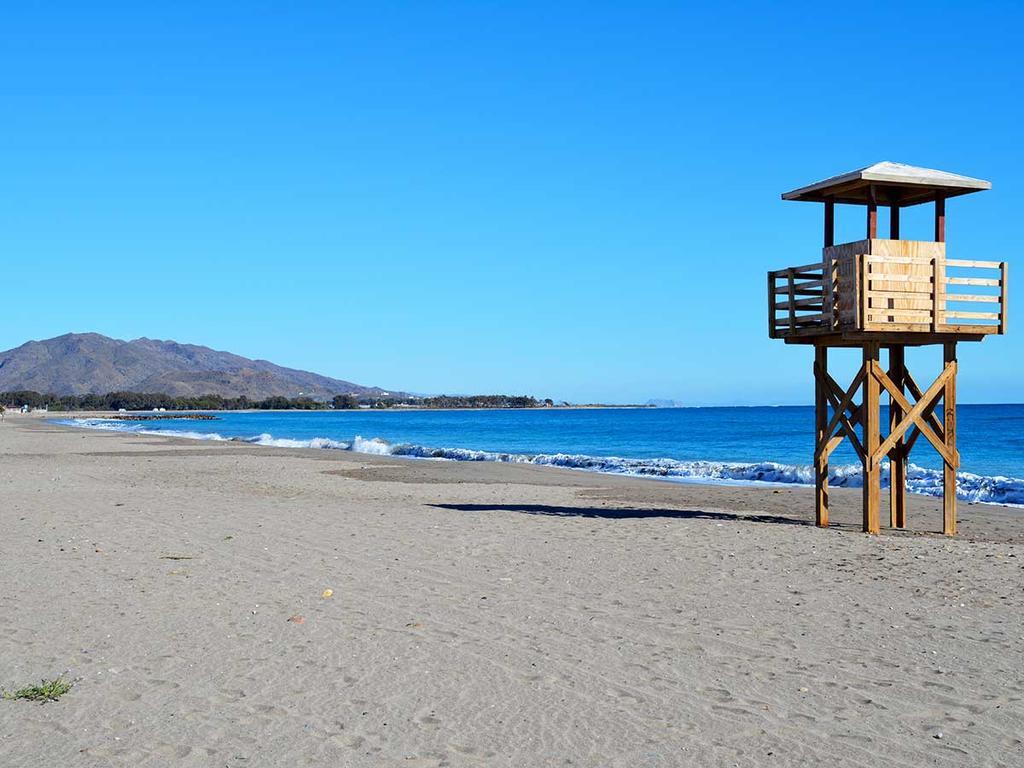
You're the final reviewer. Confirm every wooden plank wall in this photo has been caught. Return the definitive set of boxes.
[863,240,944,332]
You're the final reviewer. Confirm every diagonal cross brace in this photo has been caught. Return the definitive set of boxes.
[872,361,956,467]
[814,363,866,462]
[823,370,862,427]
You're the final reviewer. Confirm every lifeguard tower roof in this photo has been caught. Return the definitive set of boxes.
[781,161,991,206]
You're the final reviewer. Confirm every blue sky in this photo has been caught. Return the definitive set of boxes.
[2,2,1021,404]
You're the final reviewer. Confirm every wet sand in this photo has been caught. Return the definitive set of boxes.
[1,413,1022,766]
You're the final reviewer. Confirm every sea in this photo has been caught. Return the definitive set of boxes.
[54,405,1024,506]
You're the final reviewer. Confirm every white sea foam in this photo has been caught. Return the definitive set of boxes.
[54,418,1024,506]
[60,418,230,442]
[242,433,349,450]
[349,436,395,455]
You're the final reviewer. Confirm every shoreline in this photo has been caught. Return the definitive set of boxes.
[52,412,1024,510]
[2,413,1022,766]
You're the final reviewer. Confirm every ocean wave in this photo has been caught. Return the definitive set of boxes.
[241,432,350,450]
[53,418,1024,506]
[58,418,230,442]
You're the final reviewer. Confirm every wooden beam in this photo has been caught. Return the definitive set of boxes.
[774,297,824,311]
[772,261,828,274]
[945,294,999,304]
[814,346,829,528]
[935,195,946,243]
[888,346,907,528]
[862,343,881,534]
[1000,262,1008,334]
[787,269,796,334]
[867,184,878,240]
[858,254,867,330]
[824,201,835,248]
[783,331,988,347]
[944,310,1000,320]
[947,277,1000,287]
[775,287,827,298]
[946,259,1003,269]
[943,342,958,535]
[823,253,835,330]
[773,278,826,293]
[889,205,900,240]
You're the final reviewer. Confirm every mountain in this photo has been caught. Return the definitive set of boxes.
[0,333,402,400]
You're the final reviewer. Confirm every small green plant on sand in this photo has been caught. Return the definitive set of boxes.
[2,677,73,703]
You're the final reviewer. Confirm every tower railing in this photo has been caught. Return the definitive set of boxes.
[767,261,830,337]
[769,255,1006,337]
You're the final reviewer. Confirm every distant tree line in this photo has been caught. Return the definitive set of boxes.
[0,391,552,412]
[362,397,552,409]
[415,395,545,409]
[331,394,359,409]
[0,391,328,411]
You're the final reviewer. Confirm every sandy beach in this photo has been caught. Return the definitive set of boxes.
[1,413,1022,767]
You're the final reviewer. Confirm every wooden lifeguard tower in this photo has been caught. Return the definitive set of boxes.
[768,162,1008,535]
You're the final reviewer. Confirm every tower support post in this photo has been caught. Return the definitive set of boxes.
[943,342,958,535]
[862,343,882,534]
[813,345,829,527]
[811,339,961,536]
[888,346,908,528]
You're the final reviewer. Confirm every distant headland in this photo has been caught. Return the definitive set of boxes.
[0,333,653,412]
[0,390,653,413]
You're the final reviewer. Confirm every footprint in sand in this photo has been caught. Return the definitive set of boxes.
[153,744,193,759]
[416,713,442,728]
[146,678,181,690]
[329,734,365,749]
[711,703,756,717]
[698,686,733,703]
[449,743,496,759]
